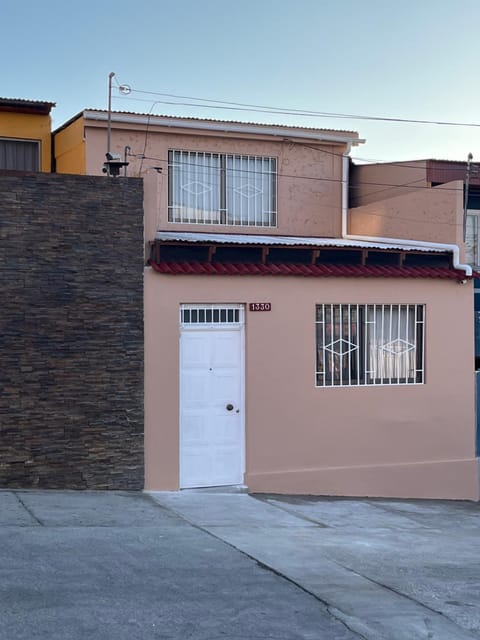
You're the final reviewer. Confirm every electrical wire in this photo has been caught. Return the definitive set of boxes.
[110,82,472,200]
[112,93,478,170]
[129,153,467,225]
[127,151,467,195]
[114,86,480,129]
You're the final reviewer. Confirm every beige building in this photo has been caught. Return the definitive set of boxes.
[54,111,479,500]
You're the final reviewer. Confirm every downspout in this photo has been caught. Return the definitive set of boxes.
[341,152,472,278]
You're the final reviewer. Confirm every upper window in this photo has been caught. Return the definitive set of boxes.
[0,139,40,171]
[168,150,276,227]
[316,304,425,387]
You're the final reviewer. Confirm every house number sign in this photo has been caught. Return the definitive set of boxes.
[249,302,272,312]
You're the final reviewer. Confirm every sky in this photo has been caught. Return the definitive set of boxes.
[3,0,480,163]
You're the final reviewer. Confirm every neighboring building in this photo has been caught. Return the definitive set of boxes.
[0,98,55,172]
[350,159,479,263]
[351,159,480,365]
[52,111,479,500]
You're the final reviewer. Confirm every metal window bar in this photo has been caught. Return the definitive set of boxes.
[417,305,425,384]
[404,305,410,384]
[329,304,334,387]
[180,304,244,326]
[169,150,277,227]
[315,304,425,387]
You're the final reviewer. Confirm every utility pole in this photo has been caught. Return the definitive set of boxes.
[107,71,115,156]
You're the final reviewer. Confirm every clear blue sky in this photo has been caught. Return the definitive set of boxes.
[3,0,480,163]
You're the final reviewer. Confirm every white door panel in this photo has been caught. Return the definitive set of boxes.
[180,322,244,488]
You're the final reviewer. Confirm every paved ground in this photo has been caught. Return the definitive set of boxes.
[0,490,357,640]
[151,490,480,640]
[1,489,479,640]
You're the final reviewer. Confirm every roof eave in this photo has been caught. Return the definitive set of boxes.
[82,110,363,145]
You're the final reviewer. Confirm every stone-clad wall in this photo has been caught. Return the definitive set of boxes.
[0,172,144,489]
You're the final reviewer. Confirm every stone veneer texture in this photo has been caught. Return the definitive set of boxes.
[0,172,144,489]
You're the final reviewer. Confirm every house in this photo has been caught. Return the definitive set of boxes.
[0,97,55,172]
[53,110,479,500]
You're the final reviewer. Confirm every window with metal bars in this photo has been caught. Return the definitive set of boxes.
[180,304,244,326]
[315,304,425,387]
[168,150,276,226]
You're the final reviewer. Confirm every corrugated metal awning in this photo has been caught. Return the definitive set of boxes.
[155,231,447,253]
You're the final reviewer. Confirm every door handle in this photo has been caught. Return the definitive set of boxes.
[226,403,234,411]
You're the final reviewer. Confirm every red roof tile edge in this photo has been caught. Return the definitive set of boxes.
[148,260,469,280]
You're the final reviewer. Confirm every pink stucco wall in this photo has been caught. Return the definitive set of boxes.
[349,180,464,248]
[350,160,429,207]
[144,269,479,500]
[84,123,350,239]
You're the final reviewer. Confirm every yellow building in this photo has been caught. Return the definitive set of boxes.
[0,98,55,172]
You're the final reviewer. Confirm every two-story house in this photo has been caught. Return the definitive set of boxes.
[53,110,479,500]
[0,97,55,172]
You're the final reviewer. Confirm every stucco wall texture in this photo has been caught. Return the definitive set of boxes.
[79,123,349,239]
[349,181,464,249]
[0,173,144,489]
[145,271,479,500]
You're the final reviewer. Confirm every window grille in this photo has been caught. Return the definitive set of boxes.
[180,304,244,326]
[316,304,425,387]
[168,150,276,227]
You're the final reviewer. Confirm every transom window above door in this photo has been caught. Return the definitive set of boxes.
[168,150,277,227]
[180,304,245,327]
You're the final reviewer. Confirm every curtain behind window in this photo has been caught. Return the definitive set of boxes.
[226,156,275,226]
[366,306,417,382]
[170,150,221,223]
[0,140,40,171]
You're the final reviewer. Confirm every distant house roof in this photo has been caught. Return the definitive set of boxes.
[0,98,55,116]
[54,109,363,145]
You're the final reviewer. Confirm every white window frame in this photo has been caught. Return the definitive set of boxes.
[315,303,425,387]
[168,150,277,227]
[180,303,245,328]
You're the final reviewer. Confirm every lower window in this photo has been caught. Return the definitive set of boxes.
[316,304,425,387]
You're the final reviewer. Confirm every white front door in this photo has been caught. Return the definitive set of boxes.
[179,305,245,488]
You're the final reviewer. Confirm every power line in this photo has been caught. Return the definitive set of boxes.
[126,150,465,225]
[114,86,480,129]
[127,152,466,195]
[112,92,478,168]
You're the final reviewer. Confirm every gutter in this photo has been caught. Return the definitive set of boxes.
[341,153,472,278]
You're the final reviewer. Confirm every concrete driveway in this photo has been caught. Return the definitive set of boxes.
[151,490,480,640]
[1,489,479,640]
[0,490,355,640]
